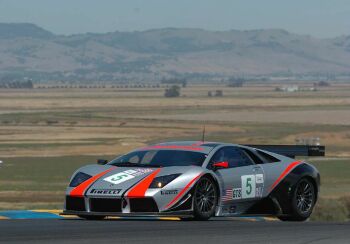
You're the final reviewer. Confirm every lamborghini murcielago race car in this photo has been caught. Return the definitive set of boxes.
[62,141,324,221]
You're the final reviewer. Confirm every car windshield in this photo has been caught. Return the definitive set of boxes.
[108,150,206,167]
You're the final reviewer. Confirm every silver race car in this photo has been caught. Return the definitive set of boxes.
[62,141,324,221]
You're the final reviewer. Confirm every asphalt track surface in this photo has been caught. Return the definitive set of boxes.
[0,218,349,244]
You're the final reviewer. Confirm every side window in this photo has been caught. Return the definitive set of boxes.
[256,150,280,163]
[210,147,254,168]
[241,148,264,164]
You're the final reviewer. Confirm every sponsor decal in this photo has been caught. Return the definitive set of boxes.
[165,173,202,209]
[132,168,154,175]
[255,174,264,184]
[223,188,242,201]
[223,174,264,201]
[161,190,178,195]
[255,186,263,198]
[103,169,153,185]
[241,174,265,199]
[232,188,242,200]
[89,189,122,195]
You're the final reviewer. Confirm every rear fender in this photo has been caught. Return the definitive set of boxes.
[269,163,320,214]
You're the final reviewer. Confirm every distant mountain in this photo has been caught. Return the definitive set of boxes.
[0,23,53,39]
[0,23,350,82]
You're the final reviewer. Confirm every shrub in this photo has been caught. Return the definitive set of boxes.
[310,197,349,222]
[340,195,350,219]
[164,85,181,97]
[215,90,223,97]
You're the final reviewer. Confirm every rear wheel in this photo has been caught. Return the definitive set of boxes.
[78,215,106,220]
[193,176,218,220]
[278,178,316,221]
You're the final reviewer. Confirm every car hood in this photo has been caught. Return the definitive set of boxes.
[69,165,201,197]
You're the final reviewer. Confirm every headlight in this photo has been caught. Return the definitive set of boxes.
[69,172,92,187]
[149,174,181,188]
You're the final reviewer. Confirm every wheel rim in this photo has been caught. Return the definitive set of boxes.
[194,178,217,213]
[296,180,314,214]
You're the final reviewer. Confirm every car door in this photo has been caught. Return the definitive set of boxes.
[208,146,264,215]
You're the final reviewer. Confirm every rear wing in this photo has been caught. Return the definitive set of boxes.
[245,145,325,158]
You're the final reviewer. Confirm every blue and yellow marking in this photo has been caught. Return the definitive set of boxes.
[0,210,181,220]
[0,210,63,219]
[0,210,276,221]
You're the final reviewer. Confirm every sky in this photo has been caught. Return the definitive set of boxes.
[0,0,349,38]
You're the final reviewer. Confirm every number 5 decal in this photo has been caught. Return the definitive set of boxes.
[104,171,136,184]
[111,174,128,181]
[241,175,256,198]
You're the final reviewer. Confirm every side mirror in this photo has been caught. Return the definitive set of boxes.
[97,159,108,165]
[212,161,229,170]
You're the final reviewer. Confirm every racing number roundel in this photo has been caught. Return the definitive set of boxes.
[241,175,256,198]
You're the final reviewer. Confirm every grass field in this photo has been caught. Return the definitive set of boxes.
[0,156,349,212]
[0,83,349,220]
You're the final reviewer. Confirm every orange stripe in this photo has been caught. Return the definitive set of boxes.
[70,167,115,197]
[165,173,202,209]
[269,161,302,192]
[127,169,161,198]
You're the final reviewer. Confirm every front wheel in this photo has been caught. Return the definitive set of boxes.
[278,178,316,221]
[193,176,218,220]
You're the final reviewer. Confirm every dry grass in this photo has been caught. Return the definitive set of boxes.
[1,85,350,112]
[311,197,349,222]
[136,110,350,125]
[0,83,350,214]
[0,84,350,158]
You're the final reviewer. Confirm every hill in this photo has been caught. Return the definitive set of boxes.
[0,23,350,82]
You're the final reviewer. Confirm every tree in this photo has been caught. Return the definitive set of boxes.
[215,90,223,97]
[228,77,245,87]
[164,85,181,97]
[161,77,187,88]
[24,79,33,88]
[316,81,330,87]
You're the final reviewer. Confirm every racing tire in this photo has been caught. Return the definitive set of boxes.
[278,178,316,221]
[192,176,218,221]
[78,215,106,220]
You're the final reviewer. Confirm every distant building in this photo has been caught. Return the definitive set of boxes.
[295,137,321,146]
[300,86,317,92]
[275,85,299,92]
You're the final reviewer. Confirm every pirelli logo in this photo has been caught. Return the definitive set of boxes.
[89,189,122,195]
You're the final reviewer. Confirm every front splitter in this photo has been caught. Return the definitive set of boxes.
[61,210,193,218]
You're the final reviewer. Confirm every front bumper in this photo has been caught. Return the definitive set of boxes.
[62,195,193,217]
[61,210,193,218]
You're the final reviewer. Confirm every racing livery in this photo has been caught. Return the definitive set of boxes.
[62,141,324,221]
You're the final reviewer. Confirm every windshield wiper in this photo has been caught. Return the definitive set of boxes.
[114,162,162,168]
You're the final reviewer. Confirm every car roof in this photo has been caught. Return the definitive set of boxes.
[136,141,240,154]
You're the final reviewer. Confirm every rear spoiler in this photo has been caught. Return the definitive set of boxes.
[245,145,325,158]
